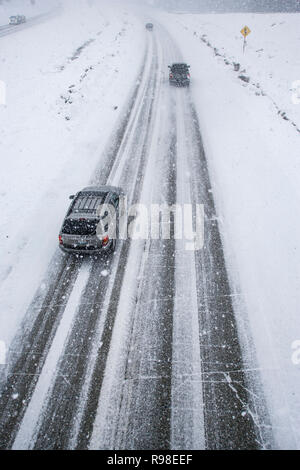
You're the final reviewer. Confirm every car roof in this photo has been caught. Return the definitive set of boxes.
[80,185,124,195]
[66,186,124,218]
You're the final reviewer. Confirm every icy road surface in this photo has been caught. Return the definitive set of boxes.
[0,20,272,450]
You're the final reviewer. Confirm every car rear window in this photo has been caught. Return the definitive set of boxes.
[172,64,188,71]
[62,219,99,235]
[72,192,108,215]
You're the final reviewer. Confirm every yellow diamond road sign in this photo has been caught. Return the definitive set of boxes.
[241,26,251,37]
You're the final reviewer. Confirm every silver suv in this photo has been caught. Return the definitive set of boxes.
[59,186,124,254]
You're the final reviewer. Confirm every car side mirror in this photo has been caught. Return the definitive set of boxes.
[168,66,171,69]
[69,195,75,200]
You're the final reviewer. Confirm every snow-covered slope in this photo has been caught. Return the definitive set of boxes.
[156,10,300,449]
[0,0,145,347]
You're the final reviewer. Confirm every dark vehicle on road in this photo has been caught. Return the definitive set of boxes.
[145,23,154,31]
[9,15,26,25]
[59,186,124,254]
[168,63,190,87]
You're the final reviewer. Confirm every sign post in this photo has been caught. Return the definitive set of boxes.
[240,26,251,53]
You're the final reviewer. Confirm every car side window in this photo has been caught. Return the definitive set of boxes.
[110,193,119,208]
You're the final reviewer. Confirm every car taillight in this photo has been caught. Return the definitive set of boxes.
[59,235,63,245]
[169,73,173,78]
[102,235,109,247]
[187,73,190,78]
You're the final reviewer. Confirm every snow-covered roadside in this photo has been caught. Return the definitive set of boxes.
[0,0,145,348]
[156,11,300,449]
[167,12,300,126]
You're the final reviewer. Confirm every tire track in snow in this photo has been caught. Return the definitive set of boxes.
[155,22,271,449]
[0,254,81,449]
[75,35,162,451]
[0,9,61,39]
[107,123,176,450]
[170,87,205,450]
